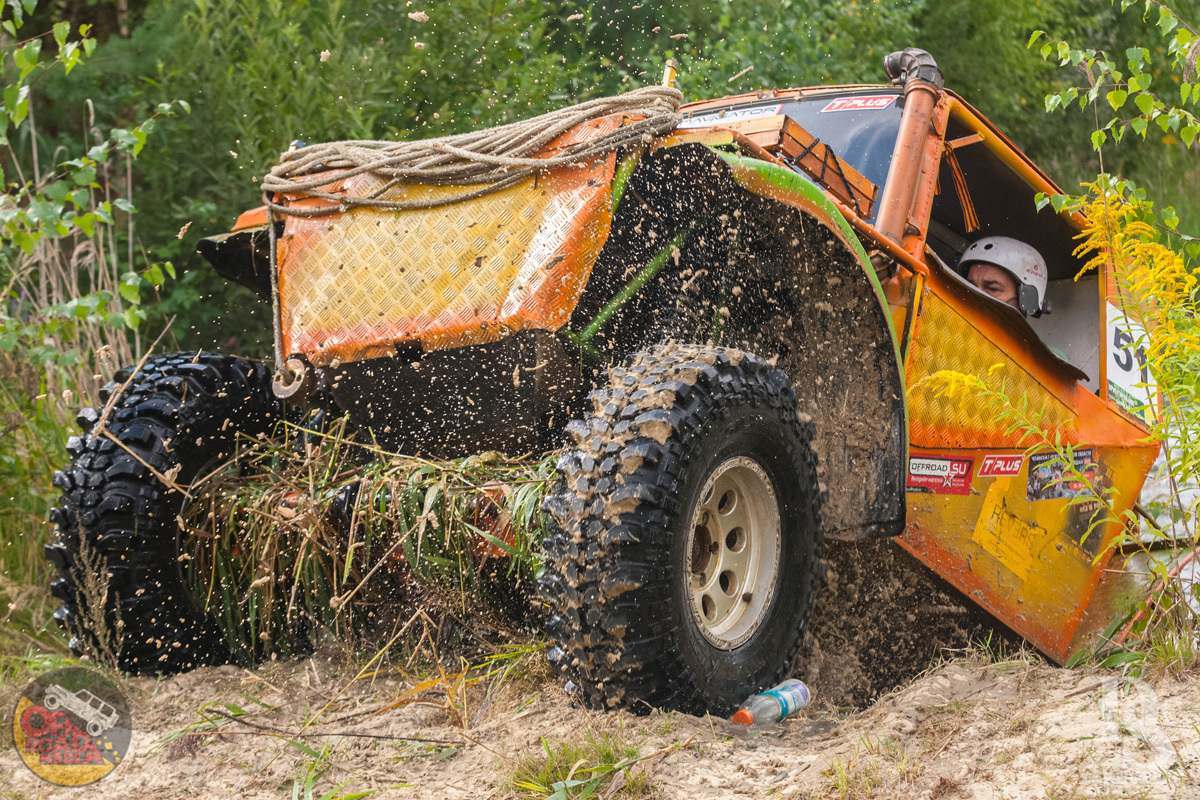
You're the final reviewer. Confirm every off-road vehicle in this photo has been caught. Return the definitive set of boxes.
[47,49,1160,714]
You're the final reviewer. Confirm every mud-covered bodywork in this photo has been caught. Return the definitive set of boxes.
[203,126,909,542]
[573,143,906,539]
[199,65,1161,669]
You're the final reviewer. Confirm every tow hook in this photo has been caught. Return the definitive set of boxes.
[272,357,313,403]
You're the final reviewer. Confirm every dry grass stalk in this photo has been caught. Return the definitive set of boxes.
[67,522,123,669]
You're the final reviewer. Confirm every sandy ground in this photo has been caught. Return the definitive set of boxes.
[2,650,1198,800]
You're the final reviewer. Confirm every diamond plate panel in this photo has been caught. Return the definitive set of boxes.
[907,292,1074,448]
[277,156,614,366]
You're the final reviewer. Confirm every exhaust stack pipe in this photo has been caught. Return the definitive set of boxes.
[875,48,945,244]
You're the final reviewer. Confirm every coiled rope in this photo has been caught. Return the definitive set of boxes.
[261,85,684,217]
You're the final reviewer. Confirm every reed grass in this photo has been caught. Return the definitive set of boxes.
[179,416,555,666]
[0,135,146,656]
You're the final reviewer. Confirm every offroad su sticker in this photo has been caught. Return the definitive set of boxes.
[11,667,131,786]
[678,104,783,129]
[906,454,974,495]
[820,95,897,113]
[978,454,1024,478]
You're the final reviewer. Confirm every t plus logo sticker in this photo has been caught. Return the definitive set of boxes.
[819,95,897,113]
[978,454,1024,478]
[11,667,131,787]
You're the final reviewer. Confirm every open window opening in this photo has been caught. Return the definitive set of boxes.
[925,113,1099,390]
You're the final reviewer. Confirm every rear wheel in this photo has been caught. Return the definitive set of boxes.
[540,343,822,714]
[45,353,282,673]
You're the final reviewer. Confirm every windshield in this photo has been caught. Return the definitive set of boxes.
[778,92,903,199]
[680,90,903,221]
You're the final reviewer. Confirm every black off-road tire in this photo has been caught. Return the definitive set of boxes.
[539,343,822,714]
[45,353,282,673]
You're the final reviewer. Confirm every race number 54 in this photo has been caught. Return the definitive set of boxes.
[1112,324,1149,384]
[1105,301,1156,423]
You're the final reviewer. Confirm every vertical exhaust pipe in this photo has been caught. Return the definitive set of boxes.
[875,48,945,244]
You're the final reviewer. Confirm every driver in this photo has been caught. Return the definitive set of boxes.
[960,236,1049,318]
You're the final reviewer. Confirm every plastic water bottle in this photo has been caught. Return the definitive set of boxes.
[730,679,811,726]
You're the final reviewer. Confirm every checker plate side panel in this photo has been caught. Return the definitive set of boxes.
[277,155,615,366]
[906,293,1075,448]
[902,286,1157,662]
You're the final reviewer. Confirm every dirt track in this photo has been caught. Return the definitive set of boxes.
[2,650,1197,799]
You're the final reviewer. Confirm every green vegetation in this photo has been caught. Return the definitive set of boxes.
[178,417,552,664]
[0,0,1197,671]
[1029,1,1200,671]
[510,732,657,799]
[0,0,183,655]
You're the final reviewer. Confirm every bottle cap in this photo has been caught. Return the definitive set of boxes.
[730,709,754,725]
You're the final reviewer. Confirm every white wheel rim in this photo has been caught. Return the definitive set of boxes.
[685,456,781,649]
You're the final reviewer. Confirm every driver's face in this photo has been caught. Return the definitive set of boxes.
[967,263,1019,308]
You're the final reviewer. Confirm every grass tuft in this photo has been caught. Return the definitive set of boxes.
[510,731,657,799]
[178,417,555,667]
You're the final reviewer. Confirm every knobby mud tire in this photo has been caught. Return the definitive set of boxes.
[45,353,282,673]
[540,343,823,715]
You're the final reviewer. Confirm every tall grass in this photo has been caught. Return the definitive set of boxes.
[179,418,554,665]
[0,167,143,650]
[0,9,186,653]
[510,732,657,799]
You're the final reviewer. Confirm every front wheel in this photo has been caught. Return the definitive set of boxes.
[45,353,282,673]
[539,344,822,714]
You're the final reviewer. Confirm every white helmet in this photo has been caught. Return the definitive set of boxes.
[959,236,1049,317]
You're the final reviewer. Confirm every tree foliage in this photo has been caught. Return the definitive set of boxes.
[1,0,1196,599]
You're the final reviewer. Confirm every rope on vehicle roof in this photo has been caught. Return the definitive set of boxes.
[260,85,684,218]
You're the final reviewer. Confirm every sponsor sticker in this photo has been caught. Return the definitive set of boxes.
[1026,448,1098,502]
[677,103,783,129]
[978,454,1024,478]
[11,667,131,786]
[906,454,974,495]
[1026,448,1111,558]
[819,95,897,113]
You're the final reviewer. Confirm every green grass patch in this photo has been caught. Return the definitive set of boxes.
[510,732,657,799]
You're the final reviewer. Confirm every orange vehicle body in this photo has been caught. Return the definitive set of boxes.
[224,75,1159,666]
[666,86,1159,663]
